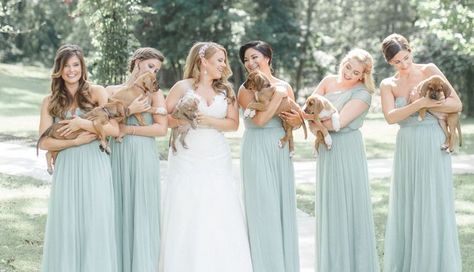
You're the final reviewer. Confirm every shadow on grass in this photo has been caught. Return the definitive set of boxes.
[295,174,474,270]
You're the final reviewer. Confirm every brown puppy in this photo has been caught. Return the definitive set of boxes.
[411,75,462,153]
[302,94,340,156]
[37,99,127,174]
[110,71,159,122]
[170,93,200,154]
[243,70,308,157]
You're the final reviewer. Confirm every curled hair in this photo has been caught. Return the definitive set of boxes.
[381,33,411,62]
[340,48,376,93]
[48,44,94,119]
[183,42,235,104]
[239,40,273,68]
[129,47,165,73]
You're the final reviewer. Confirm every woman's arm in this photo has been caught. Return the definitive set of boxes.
[238,85,286,127]
[38,96,96,151]
[57,85,120,137]
[322,100,369,131]
[122,90,168,137]
[380,78,443,124]
[165,81,187,129]
[425,63,462,113]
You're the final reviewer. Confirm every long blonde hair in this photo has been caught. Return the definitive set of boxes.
[339,48,376,93]
[48,44,95,118]
[183,42,235,103]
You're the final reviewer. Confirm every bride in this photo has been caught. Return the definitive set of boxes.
[160,42,253,272]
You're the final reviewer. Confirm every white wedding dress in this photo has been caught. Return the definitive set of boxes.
[160,91,253,272]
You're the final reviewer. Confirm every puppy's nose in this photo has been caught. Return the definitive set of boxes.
[430,93,437,99]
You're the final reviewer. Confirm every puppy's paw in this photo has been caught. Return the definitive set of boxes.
[441,144,448,151]
[244,108,256,119]
[154,107,167,115]
[115,137,123,143]
[249,109,256,118]
[278,140,284,148]
[324,134,332,149]
[332,113,341,132]
[313,149,319,158]
[99,144,105,152]
[289,151,295,158]
[417,116,423,121]
[47,168,54,175]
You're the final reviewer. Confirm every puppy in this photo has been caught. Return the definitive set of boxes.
[110,71,159,120]
[170,93,200,154]
[302,94,341,157]
[411,75,462,152]
[37,99,127,174]
[243,70,308,157]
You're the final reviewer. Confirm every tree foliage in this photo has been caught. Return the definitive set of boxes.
[1,0,473,115]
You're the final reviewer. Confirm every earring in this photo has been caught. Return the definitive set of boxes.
[204,70,208,75]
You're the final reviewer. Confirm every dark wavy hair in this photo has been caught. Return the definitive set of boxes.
[239,40,273,68]
[48,44,95,118]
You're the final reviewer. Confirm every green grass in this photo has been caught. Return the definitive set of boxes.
[1,173,472,270]
[0,64,50,117]
[0,173,48,272]
[296,174,474,270]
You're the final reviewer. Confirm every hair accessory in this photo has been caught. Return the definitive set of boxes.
[198,43,211,58]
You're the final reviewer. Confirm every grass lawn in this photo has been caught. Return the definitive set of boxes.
[296,174,474,270]
[1,173,472,270]
[0,173,48,272]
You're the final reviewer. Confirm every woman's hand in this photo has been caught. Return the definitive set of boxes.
[57,116,86,137]
[196,112,214,127]
[128,95,151,115]
[414,96,445,109]
[73,132,97,146]
[279,109,302,127]
[118,123,128,139]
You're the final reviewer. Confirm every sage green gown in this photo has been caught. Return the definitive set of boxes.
[383,97,461,272]
[315,86,379,272]
[241,116,300,272]
[41,109,117,272]
[110,113,161,272]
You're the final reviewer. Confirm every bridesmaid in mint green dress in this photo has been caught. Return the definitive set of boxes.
[39,45,118,271]
[238,41,301,272]
[306,49,379,272]
[380,34,462,271]
[106,48,167,272]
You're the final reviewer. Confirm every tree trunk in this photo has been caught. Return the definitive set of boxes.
[294,0,315,99]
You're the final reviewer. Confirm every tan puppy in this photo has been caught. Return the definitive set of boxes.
[170,93,200,154]
[37,99,127,174]
[410,75,462,153]
[243,70,308,157]
[110,71,160,127]
[302,94,340,156]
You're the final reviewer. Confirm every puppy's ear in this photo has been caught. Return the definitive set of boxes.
[255,74,265,90]
[419,79,430,97]
[441,80,451,99]
[314,99,324,114]
[142,73,153,91]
